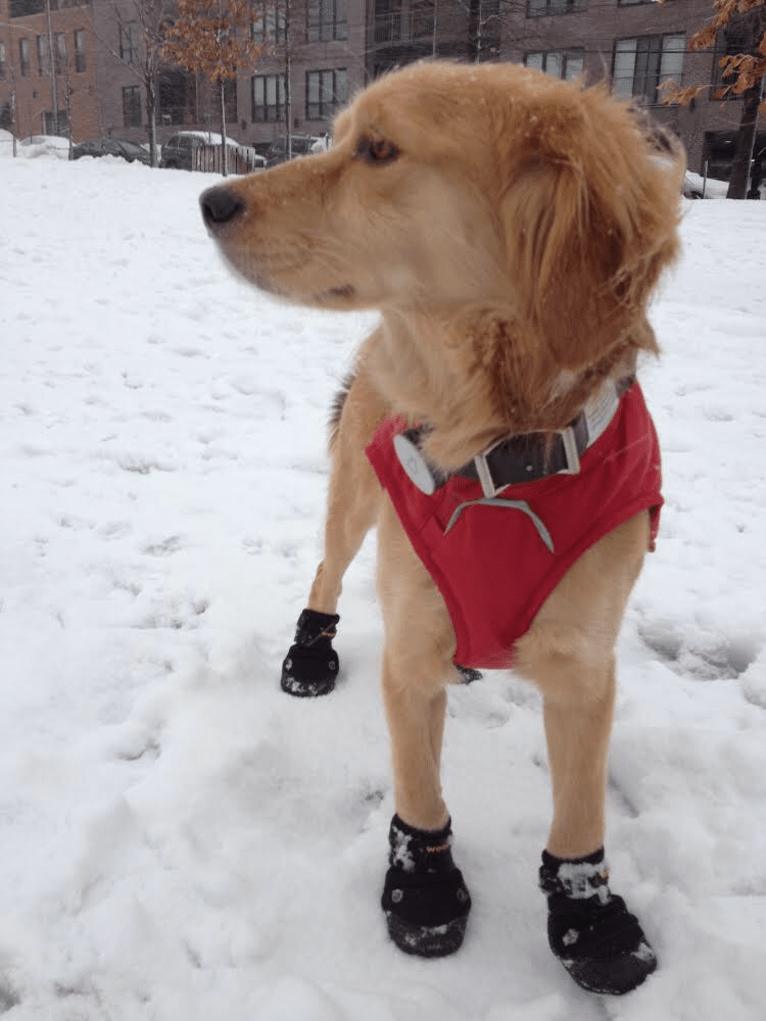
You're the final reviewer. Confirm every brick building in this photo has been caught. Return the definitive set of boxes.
[0,0,99,140]
[498,0,761,176]
[1,0,760,179]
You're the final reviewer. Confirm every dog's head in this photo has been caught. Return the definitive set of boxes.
[201,61,681,379]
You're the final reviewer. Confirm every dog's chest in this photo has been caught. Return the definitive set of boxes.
[366,385,662,669]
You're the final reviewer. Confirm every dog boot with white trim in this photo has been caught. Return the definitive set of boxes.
[280,608,340,697]
[381,815,472,958]
[539,848,657,995]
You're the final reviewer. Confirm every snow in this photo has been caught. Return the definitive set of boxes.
[1,155,765,1021]
[14,135,71,160]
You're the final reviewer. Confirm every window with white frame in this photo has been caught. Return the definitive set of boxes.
[525,48,584,81]
[306,68,347,120]
[613,34,684,105]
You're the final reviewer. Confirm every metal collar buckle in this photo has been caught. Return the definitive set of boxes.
[472,423,582,499]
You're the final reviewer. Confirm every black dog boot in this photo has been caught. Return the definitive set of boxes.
[281,609,340,697]
[381,814,471,958]
[539,848,657,996]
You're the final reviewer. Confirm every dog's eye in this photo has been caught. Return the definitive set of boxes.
[355,135,399,165]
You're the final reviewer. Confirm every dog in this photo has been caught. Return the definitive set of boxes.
[200,61,682,995]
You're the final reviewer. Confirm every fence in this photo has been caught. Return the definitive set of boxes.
[192,144,263,175]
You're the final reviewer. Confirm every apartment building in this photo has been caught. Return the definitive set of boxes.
[361,0,760,176]
[0,0,758,178]
[499,0,759,175]
[0,0,99,140]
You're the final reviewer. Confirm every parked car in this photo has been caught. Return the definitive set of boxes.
[160,131,265,171]
[682,171,729,200]
[265,134,324,168]
[71,137,151,165]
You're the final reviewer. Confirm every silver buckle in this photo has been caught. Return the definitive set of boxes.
[472,424,582,499]
[472,438,505,499]
[557,424,581,476]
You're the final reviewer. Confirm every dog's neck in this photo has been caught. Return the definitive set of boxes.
[373,308,642,473]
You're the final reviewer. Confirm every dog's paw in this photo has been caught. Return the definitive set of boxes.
[281,644,339,697]
[380,814,471,958]
[540,849,657,996]
[382,865,472,958]
[280,608,340,697]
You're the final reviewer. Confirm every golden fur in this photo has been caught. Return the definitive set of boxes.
[201,61,681,858]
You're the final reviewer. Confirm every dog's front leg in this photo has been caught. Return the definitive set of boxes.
[281,349,386,697]
[517,512,658,995]
[376,500,472,958]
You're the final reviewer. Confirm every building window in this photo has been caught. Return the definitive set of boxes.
[43,109,67,135]
[251,9,287,44]
[613,34,684,105]
[308,0,348,42]
[306,67,347,120]
[525,48,584,81]
[159,68,196,125]
[251,73,286,123]
[527,0,585,16]
[373,0,434,45]
[713,21,755,95]
[74,29,86,72]
[0,43,6,81]
[37,35,49,76]
[54,32,66,74]
[123,85,142,127]
[120,22,140,65]
[19,38,30,78]
[11,0,44,16]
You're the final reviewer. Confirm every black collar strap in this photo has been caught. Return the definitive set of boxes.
[394,378,630,498]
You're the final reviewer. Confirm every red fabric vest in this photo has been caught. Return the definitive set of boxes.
[365,383,662,670]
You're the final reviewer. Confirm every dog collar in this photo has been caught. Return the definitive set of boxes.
[394,378,630,498]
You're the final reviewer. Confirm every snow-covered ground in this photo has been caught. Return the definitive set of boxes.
[1,153,765,1021]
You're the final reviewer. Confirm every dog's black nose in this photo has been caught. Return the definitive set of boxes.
[200,186,245,229]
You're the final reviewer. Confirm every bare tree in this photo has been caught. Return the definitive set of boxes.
[93,0,175,166]
[121,0,175,166]
[163,0,265,174]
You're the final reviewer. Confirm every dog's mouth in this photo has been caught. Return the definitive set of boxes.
[214,240,356,307]
[313,284,355,303]
[255,277,355,307]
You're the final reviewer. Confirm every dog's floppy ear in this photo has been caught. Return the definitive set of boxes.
[501,88,682,371]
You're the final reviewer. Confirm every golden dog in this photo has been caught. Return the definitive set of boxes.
[200,61,681,995]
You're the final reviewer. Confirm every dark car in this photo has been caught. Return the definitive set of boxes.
[265,134,324,168]
[71,138,151,165]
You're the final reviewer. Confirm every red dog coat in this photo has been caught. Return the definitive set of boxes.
[365,383,662,670]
